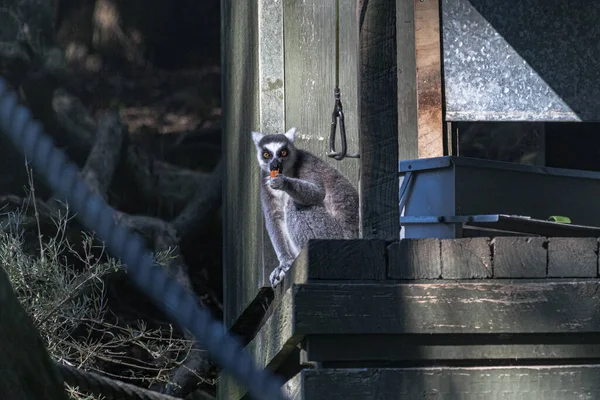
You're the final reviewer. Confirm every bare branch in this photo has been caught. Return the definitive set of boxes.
[81,110,124,197]
[173,158,223,239]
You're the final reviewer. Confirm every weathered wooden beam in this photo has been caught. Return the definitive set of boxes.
[223,278,600,392]
[548,237,598,278]
[304,333,600,363]
[258,0,285,134]
[245,289,298,372]
[396,0,419,161]
[222,0,263,329]
[415,0,444,158]
[388,237,600,279]
[388,238,441,279]
[284,366,600,399]
[493,237,547,278]
[218,289,300,400]
[292,239,387,281]
[283,0,360,186]
[441,237,492,279]
[358,0,400,240]
[293,281,600,335]
[0,267,68,400]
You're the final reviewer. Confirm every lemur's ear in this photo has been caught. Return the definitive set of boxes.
[251,131,264,147]
[284,127,297,143]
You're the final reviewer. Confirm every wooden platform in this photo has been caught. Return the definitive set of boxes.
[218,237,600,399]
[284,366,600,399]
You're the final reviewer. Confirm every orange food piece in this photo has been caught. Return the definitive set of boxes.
[270,170,279,178]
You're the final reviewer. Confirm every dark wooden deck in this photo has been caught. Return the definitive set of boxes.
[218,237,600,400]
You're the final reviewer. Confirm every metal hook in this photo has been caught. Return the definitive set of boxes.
[328,87,359,161]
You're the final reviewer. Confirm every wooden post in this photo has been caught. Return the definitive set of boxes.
[397,0,419,161]
[222,0,263,329]
[415,0,444,158]
[358,0,400,240]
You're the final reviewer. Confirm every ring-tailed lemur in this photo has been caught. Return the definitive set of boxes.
[251,127,359,288]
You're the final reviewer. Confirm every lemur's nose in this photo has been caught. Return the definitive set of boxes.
[270,159,283,172]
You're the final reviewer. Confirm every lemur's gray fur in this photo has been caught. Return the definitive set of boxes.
[251,127,359,288]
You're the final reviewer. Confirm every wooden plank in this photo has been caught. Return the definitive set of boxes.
[547,237,598,278]
[256,0,287,290]
[493,237,547,278]
[218,289,299,400]
[358,0,400,240]
[221,348,302,400]
[283,0,360,186]
[396,0,419,161]
[292,366,600,399]
[228,287,274,346]
[246,288,299,371]
[388,239,442,279]
[293,281,600,335]
[305,333,600,363]
[222,0,264,329]
[282,372,303,400]
[258,0,285,134]
[291,239,386,282]
[441,238,491,279]
[415,0,444,158]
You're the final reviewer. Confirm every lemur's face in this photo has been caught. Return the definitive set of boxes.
[251,128,298,175]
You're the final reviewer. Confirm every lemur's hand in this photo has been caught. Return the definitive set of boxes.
[269,174,286,190]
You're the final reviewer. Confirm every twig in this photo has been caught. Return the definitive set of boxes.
[24,158,45,263]
[81,110,124,197]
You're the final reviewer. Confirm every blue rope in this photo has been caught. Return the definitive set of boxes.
[0,77,286,400]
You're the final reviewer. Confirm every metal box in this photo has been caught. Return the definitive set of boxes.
[399,156,600,239]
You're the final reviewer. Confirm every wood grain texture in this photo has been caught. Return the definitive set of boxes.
[358,0,400,240]
[415,0,444,158]
[0,267,68,400]
[282,372,303,400]
[293,281,600,335]
[290,366,600,399]
[388,238,442,279]
[218,289,298,400]
[222,0,263,329]
[258,0,285,134]
[305,333,600,363]
[547,237,598,278]
[283,0,360,187]
[292,239,386,281]
[441,238,492,279]
[396,0,419,161]
[493,237,547,278]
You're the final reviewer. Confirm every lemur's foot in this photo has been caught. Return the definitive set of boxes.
[269,262,292,288]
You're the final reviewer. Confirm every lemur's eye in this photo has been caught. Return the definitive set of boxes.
[263,151,271,159]
[280,149,288,157]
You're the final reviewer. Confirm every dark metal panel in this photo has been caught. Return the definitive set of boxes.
[399,156,600,239]
[442,0,600,121]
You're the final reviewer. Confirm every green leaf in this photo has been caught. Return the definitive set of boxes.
[548,216,571,224]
